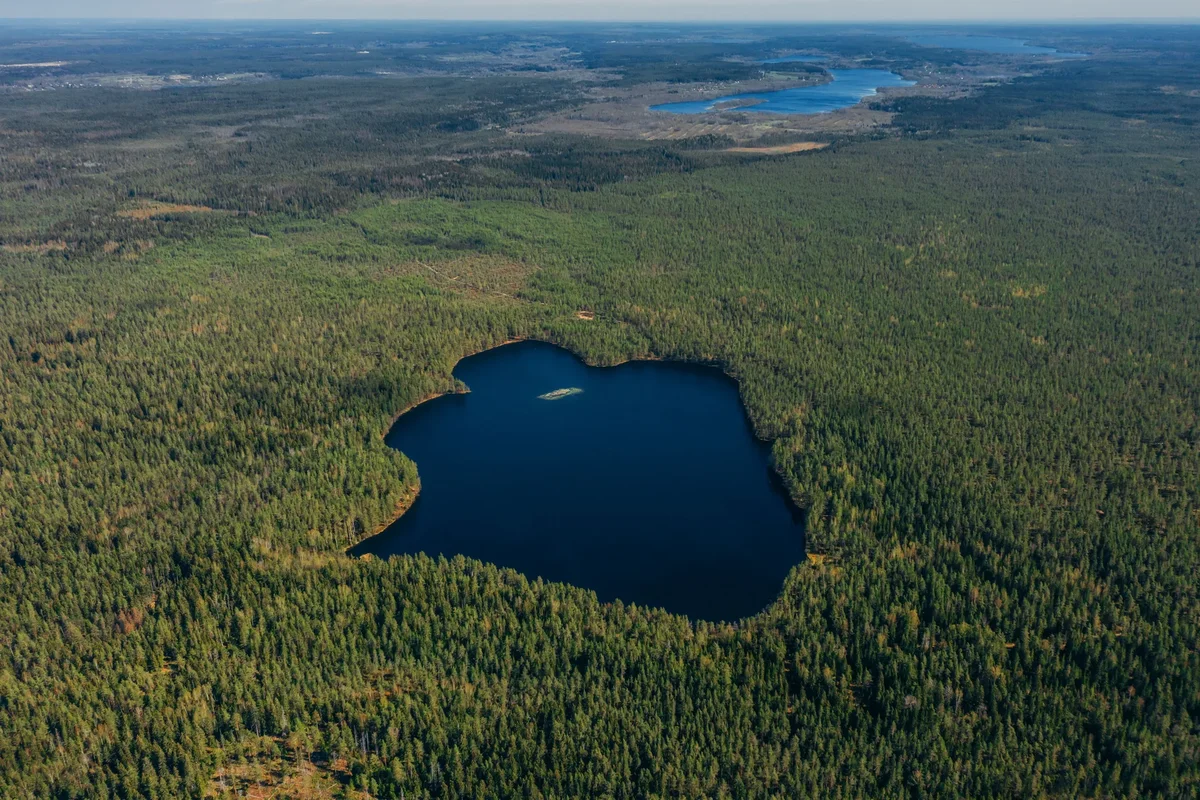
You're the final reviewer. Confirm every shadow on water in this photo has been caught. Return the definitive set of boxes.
[352,341,806,621]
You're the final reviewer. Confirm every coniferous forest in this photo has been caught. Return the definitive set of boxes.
[0,21,1198,799]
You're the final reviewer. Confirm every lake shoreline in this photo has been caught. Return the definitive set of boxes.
[651,68,916,116]
[353,337,807,619]
[378,337,529,436]
[351,338,531,555]
[351,337,808,579]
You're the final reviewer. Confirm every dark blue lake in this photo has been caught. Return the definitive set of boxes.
[353,341,805,621]
[908,34,1087,58]
[651,68,915,115]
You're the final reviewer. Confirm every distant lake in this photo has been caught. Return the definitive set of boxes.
[651,68,914,115]
[353,341,805,621]
[761,54,826,63]
[908,34,1087,58]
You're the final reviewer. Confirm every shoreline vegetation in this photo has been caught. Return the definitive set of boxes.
[378,339,531,436]
[710,97,770,112]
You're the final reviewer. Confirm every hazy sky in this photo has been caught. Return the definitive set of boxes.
[0,0,1195,20]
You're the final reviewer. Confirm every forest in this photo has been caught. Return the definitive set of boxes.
[0,22,1198,799]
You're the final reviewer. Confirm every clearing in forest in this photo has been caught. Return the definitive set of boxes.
[726,142,829,154]
[117,201,224,220]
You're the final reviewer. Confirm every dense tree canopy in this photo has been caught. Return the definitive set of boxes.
[0,25,1198,799]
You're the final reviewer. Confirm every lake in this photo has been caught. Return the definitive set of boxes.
[761,54,826,64]
[352,341,805,621]
[907,34,1087,58]
[650,68,915,115]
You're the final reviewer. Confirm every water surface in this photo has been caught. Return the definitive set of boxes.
[761,54,826,64]
[353,341,804,620]
[651,68,914,115]
[908,34,1086,58]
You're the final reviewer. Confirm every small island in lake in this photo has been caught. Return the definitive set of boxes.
[538,387,584,400]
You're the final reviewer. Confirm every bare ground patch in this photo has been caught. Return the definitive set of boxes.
[727,142,829,154]
[117,201,227,220]
[1,240,68,254]
[206,739,370,800]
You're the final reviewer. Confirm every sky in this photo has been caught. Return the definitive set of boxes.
[0,0,1195,21]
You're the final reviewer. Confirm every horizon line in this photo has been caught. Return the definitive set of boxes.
[2,16,1199,24]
